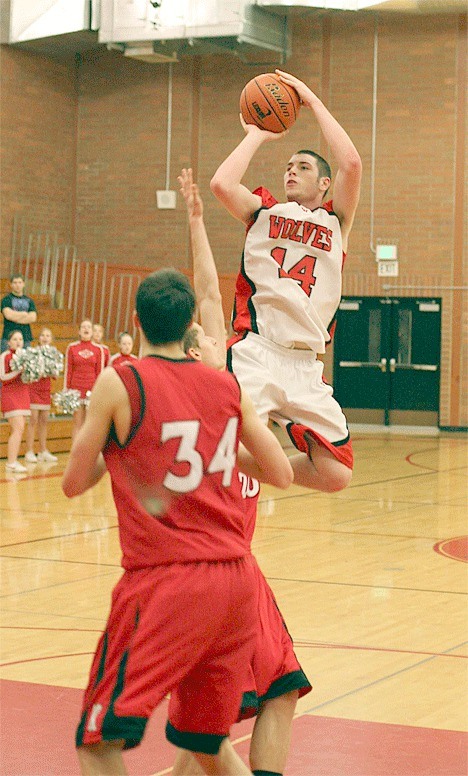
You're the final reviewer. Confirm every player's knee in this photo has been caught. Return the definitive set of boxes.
[76,740,125,758]
[322,465,352,492]
[270,689,299,710]
[259,690,298,720]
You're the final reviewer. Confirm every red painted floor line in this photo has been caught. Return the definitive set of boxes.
[405,449,439,471]
[294,640,468,660]
[0,652,94,668]
[434,536,468,563]
[0,468,65,483]
[0,625,103,634]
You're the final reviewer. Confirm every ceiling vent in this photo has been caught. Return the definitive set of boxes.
[100,1,291,64]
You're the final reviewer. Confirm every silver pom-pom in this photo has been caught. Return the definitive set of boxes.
[11,347,44,384]
[52,388,82,414]
[40,345,64,378]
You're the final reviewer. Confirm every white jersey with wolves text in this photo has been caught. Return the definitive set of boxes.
[232,188,345,353]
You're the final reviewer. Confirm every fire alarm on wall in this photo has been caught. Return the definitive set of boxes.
[156,190,176,209]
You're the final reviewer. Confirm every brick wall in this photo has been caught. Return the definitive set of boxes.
[0,47,77,267]
[74,49,194,268]
[1,11,466,425]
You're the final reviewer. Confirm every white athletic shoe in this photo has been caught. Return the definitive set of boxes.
[6,461,28,473]
[37,450,58,462]
[24,451,38,463]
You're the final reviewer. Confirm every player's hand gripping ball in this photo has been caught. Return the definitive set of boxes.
[240,72,300,133]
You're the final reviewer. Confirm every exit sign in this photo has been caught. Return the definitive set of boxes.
[378,260,399,277]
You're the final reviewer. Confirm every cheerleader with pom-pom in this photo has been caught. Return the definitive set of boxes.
[0,330,30,472]
[64,320,105,441]
[24,327,59,463]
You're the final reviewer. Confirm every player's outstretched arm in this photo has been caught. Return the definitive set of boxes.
[277,69,362,246]
[62,368,129,497]
[210,117,284,225]
[179,168,226,365]
[239,388,293,489]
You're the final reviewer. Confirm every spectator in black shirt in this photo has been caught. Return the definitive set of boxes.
[1,275,37,352]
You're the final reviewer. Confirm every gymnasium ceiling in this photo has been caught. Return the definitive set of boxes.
[2,0,465,63]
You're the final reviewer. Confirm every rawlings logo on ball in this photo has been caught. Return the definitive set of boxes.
[252,102,272,121]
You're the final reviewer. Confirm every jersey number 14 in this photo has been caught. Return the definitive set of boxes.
[271,247,317,297]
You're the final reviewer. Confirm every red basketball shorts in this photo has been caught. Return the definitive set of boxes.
[76,556,257,754]
[239,561,312,719]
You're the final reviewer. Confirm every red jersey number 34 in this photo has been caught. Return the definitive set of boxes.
[162,417,238,494]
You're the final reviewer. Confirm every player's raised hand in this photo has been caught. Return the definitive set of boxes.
[239,113,288,142]
[178,168,203,219]
[275,70,316,109]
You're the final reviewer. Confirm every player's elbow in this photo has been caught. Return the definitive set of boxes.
[210,174,228,200]
[62,464,84,498]
[272,460,294,490]
[62,477,77,498]
[62,479,86,498]
[344,152,362,178]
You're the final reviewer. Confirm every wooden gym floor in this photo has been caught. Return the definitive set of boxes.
[0,433,467,775]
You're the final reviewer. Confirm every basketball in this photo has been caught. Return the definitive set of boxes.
[240,73,300,133]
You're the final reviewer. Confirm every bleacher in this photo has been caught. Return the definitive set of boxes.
[0,279,119,459]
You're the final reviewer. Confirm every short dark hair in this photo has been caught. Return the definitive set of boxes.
[10,273,24,282]
[296,150,331,182]
[136,269,195,346]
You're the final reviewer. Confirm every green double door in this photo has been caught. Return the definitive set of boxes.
[333,297,441,426]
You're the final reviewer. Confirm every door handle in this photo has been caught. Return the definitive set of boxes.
[339,361,387,368]
[389,361,437,372]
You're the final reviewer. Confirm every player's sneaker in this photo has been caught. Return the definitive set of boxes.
[24,451,38,463]
[37,450,58,462]
[6,461,28,473]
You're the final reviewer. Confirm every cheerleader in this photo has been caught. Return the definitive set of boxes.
[24,327,58,463]
[92,323,110,367]
[64,320,105,441]
[109,331,138,368]
[0,330,30,472]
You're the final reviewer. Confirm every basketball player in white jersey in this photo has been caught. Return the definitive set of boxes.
[211,69,362,494]
[172,169,311,776]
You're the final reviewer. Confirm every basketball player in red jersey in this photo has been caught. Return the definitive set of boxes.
[211,69,362,495]
[62,269,293,776]
[172,169,311,776]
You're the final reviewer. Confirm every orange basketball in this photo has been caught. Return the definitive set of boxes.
[240,73,300,133]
